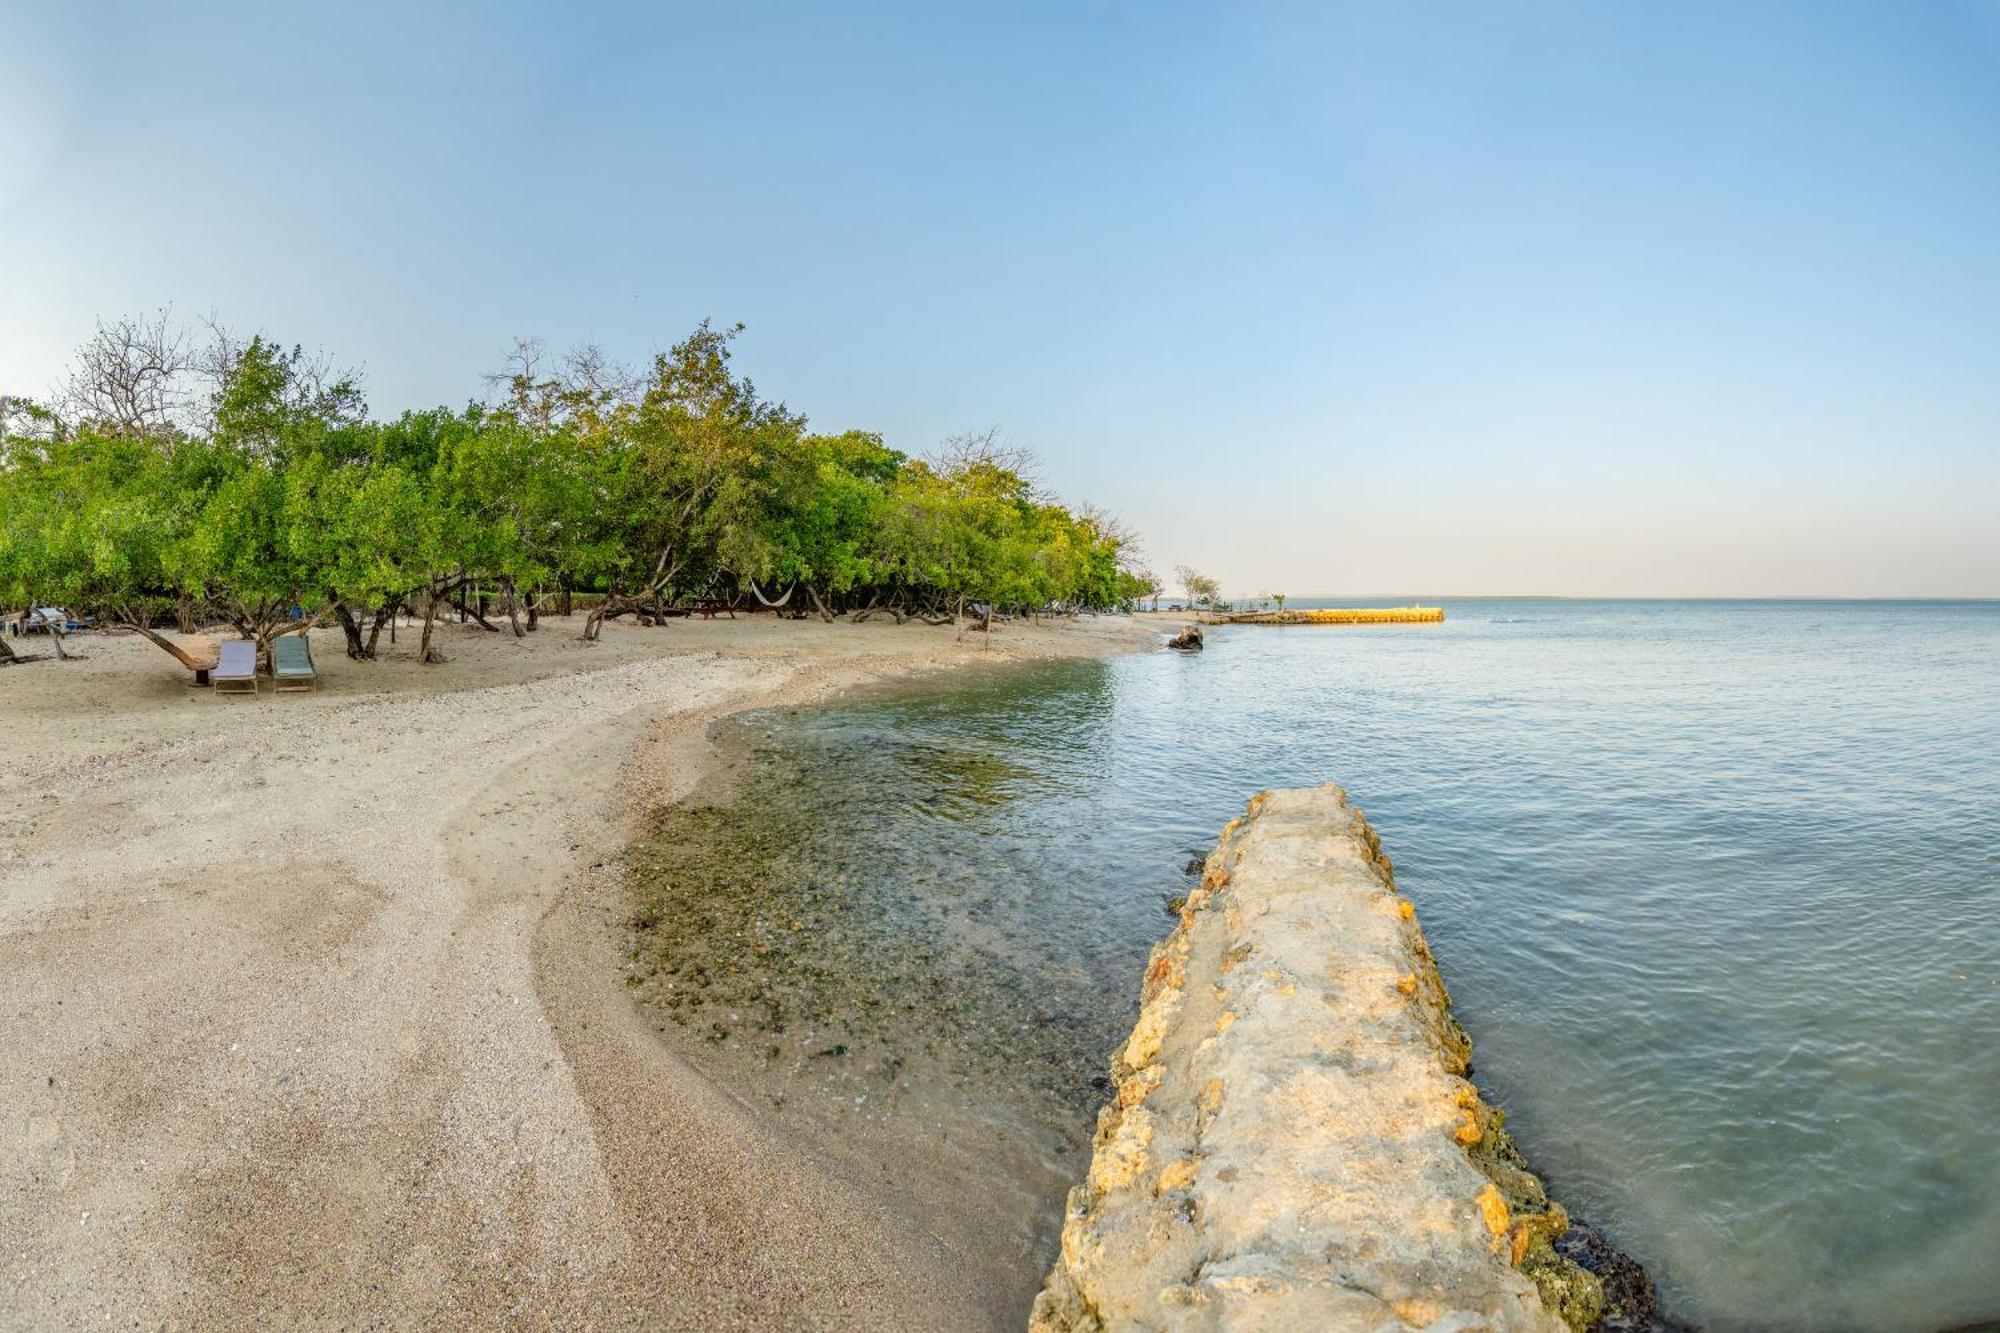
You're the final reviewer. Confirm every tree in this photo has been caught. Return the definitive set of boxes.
[4,311,1158,668]
[283,428,439,658]
[579,320,813,638]
[0,429,184,656]
[728,430,901,621]
[52,309,200,439]
[165,336,371,656]
[1176,564,1219,610]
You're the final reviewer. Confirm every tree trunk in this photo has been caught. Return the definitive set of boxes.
[504,581,525,638]
[177,592,196,634]
[253,609,293,672]
[421,587,443,663]
[334,603,370,660]
[366,604,393,657]
[806,582,835,623]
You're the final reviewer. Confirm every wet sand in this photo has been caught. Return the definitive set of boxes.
[0,611,1164,1330]
[619,713,1112,1321]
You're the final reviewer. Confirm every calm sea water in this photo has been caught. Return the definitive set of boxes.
[674,600,2000,1331]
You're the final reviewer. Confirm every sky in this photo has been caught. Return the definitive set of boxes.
[3,1,1998,598]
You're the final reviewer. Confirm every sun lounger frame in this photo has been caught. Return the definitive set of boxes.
[213,640,259,695]
[272,633,317,692]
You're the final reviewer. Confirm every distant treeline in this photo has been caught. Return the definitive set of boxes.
[0,312,1157,662]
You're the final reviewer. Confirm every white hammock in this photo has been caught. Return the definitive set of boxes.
[748,580,796,608]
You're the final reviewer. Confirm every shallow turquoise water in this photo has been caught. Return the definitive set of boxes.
[708,601,2000,1330]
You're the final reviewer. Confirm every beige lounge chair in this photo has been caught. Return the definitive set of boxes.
[272,634,317,691]
[213,640,258,695]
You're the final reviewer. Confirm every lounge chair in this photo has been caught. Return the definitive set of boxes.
[213,640,259,695]
[272,634,317,691]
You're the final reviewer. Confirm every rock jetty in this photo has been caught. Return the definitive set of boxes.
[1032,784,1603,1332]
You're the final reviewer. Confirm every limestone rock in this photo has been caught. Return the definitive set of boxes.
[1031,784,1600,1333]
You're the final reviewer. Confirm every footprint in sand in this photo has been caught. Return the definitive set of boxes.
[24,1108,76,1184]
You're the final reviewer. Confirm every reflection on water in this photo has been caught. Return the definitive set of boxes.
[629,600,2000,1332]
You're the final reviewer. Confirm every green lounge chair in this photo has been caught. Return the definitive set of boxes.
[213,640,258,695]
[272,634,317,692]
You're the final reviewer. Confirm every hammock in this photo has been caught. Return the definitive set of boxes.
[131,624,220,671]
[747,581,796,609]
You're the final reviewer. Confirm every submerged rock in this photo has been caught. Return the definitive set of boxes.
[1555,1224,1692,1332]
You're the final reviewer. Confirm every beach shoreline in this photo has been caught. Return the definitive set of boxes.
[0,611,1169,1329]
[605,665,1147,1323]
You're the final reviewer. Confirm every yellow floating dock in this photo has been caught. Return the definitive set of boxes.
[1218,606,1444,625]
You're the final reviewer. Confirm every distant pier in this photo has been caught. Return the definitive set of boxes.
[1217,605,1444,625]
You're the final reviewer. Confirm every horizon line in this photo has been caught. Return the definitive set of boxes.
[1210,594,2000,604]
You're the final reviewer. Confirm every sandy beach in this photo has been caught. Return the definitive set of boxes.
[0,612,1164,1330]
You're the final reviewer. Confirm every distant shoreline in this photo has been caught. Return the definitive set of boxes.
[1218,594,2000,604]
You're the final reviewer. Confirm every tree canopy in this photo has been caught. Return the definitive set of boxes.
[0,315,1155,663]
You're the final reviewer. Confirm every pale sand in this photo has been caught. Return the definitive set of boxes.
[0,612,1165,1330]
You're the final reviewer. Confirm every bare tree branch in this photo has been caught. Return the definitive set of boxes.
[55,308,198,437]
[930,427,1038,482]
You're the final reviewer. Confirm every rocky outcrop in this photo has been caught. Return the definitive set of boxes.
[1031,784,1602,1332]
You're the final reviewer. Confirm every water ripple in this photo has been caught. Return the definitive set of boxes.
[674,600,2000,1331]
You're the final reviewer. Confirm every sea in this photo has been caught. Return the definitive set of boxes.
[629,599,2000,1331]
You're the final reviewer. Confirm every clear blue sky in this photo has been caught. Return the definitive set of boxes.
[4,1,1998,597]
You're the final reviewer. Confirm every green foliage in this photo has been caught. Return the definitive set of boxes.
[0,431,185,622]
[0,316,1149,656]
